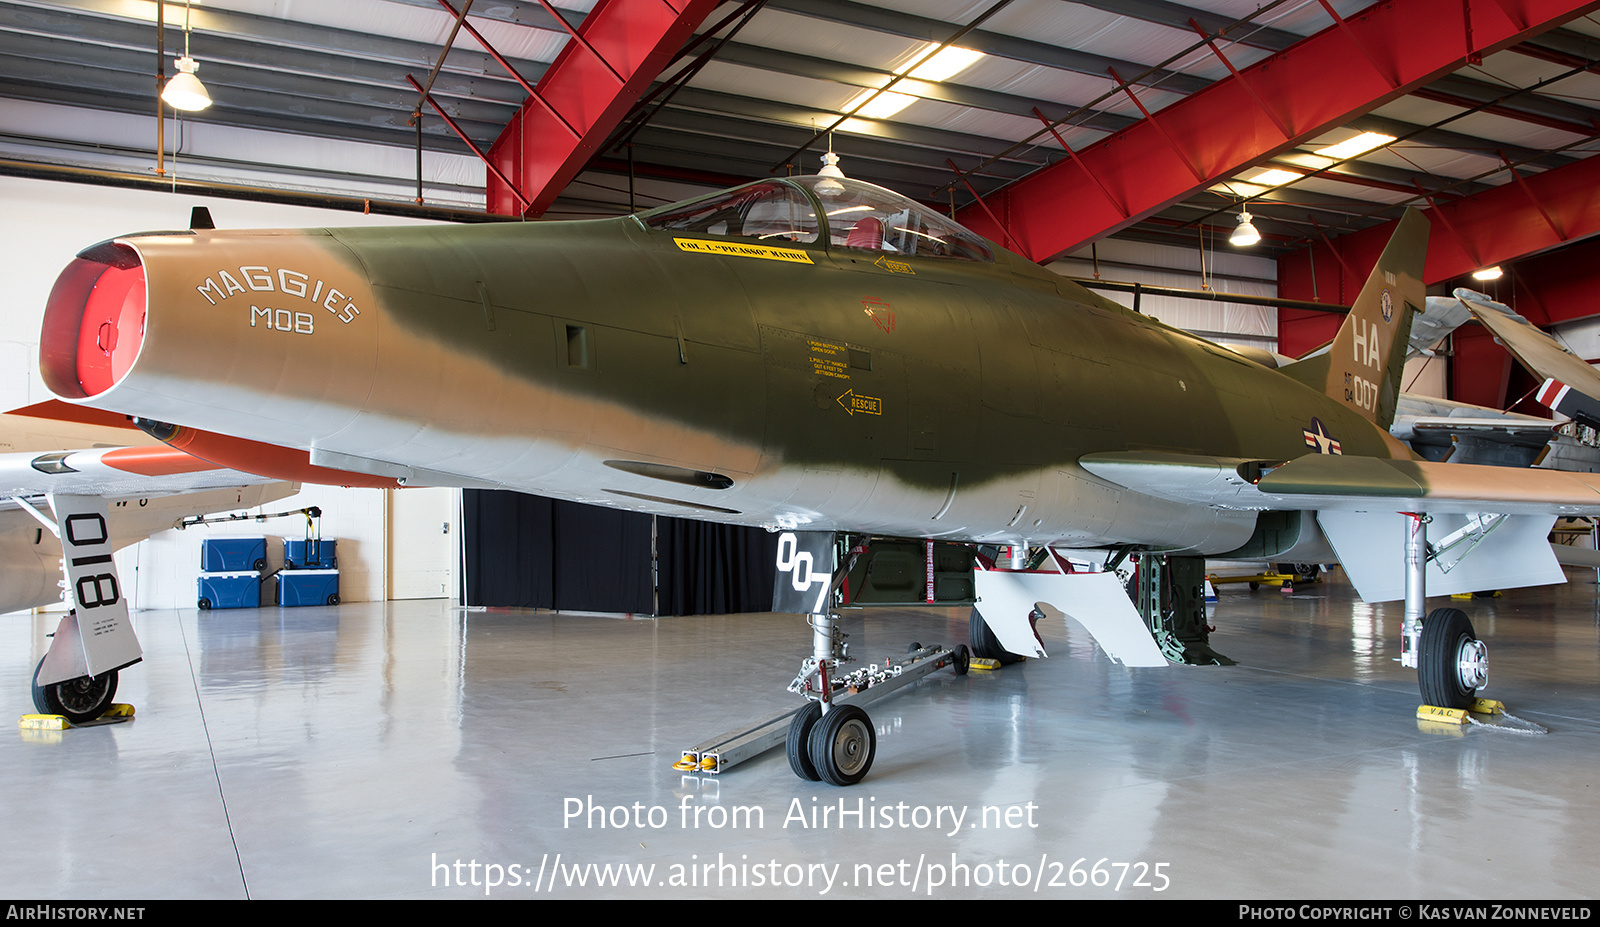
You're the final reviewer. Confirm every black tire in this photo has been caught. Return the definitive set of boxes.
[32,657,117,723]
[1419,608,1486,709]
[952,643,970,676]
[787,701,823,781]
[1292,563,1321,582]
[198,598,212,610]
[253,557,267,573]
[327,594,340,605]
[907,642,923,653]
[969,608,1022,665]
[807,704,875,786]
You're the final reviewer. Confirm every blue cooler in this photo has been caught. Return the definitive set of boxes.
[198,573,261,609]
[202,537,267,573]
[277,569,340,607]
[284,538,337,570]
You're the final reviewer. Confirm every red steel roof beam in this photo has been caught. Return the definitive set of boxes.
[484,0,720,217]
[956,0,1600,263]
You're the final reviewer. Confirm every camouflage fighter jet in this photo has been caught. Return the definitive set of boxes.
[36,175,1600,782]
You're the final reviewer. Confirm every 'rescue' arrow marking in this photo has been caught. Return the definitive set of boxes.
[837,389,882,416]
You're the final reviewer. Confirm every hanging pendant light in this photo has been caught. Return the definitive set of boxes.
[163,56,210,111]
[1230,208,1260,247]
[815,132,846,197]
[161,1,211,112]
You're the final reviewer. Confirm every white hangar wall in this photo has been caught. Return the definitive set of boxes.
[1,174,458,608]
[1050,238,1280,351]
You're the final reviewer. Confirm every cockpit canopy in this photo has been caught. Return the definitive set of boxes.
[640,175,994,263]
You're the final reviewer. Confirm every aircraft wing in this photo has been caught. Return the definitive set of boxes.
[1453,289,1600,427]
[1080,451,1600,515]
[1079,451,1599,601]
[0,444,285,499]
[1457,290,1599,394]
[0,445,298,616]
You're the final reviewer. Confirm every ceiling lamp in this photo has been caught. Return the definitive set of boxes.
[1472,266,1504,281]
[1314,132,1395,161]
[161,1,211,112]
[1245,168,1300,187]
[841,44,984,122]
[1230,209,1260,247]
[163,57,211,112]
[815,149,846,197]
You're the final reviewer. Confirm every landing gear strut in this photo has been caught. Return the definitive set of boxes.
[1402,514,1490,709]
[785,606,880,785]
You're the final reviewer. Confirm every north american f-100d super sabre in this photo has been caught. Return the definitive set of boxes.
[38,173,1600,783]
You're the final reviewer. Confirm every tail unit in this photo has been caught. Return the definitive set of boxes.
[1283,209,1428,431]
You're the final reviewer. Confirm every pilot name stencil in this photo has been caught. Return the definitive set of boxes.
[674,238,814,264]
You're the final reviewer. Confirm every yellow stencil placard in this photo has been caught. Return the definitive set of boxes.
[674,238,815,264]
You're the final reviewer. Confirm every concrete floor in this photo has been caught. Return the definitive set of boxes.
[5,569,1600,900]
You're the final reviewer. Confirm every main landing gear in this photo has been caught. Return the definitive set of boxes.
[1402,514,1489,710]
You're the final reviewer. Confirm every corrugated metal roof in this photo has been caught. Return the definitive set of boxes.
[0,0,1594,261]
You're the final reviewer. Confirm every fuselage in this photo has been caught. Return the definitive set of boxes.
[41,177,1403,555]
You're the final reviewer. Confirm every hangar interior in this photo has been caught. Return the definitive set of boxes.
[4,0,1600,900]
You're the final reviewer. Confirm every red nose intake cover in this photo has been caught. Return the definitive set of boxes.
[41,242,147,400]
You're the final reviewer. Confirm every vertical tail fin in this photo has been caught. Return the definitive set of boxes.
[1284,209,1428,431]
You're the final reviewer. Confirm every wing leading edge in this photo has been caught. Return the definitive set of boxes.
[1079,451,1587,601]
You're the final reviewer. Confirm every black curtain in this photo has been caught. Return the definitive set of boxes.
[462,490,776,615]
[657,516,779,616]
[550,500,653,613]
[462,490,555,609]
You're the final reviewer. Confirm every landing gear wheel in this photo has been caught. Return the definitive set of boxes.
[32,657,118,723]
[968,608,1021,665]
[786,701,823,781]
[807,704,876,786]
[1419,608,1487,710]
